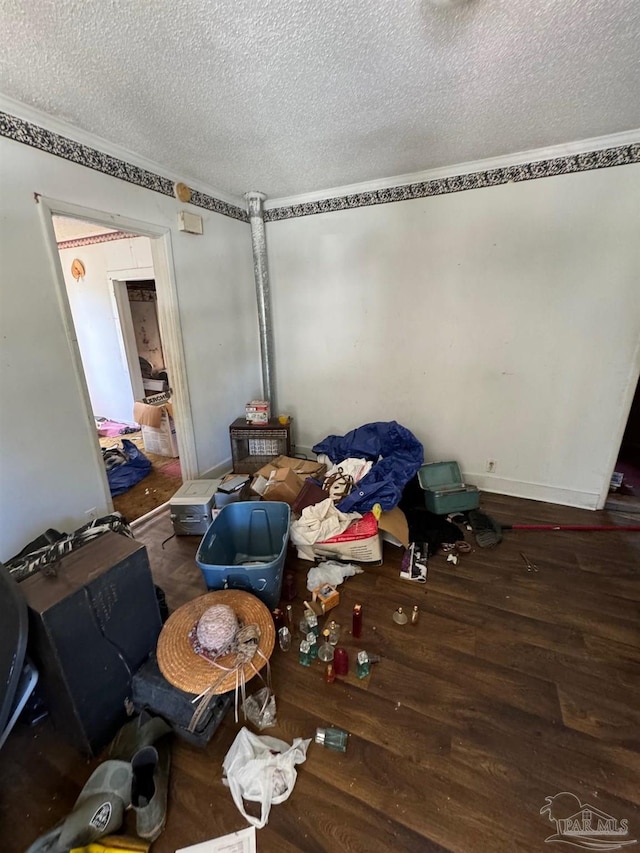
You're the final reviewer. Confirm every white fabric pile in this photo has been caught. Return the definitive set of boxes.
[290,498,361,561]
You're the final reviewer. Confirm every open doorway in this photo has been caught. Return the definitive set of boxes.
[606,377,640,513]
[47,212,191,522]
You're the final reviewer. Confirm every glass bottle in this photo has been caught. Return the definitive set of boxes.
[328,620,341,646]
[282,571,297,601]
[352,604,363,638]
[315,726,349,753]
[307,632,318,660]
[272,608,284,631]
[318,628,334,662]
[356,650,370,679]
[411,605,419,625]
[278,626,291,652]
[298,639,311,667]
[393,606,408,625]
[333,647,349,676]
[285,604,294,633]
[305,610,320,638]
[324,662,336,683]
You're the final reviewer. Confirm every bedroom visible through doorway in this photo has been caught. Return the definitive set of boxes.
[52,215,183,522]
[606,376,640,514]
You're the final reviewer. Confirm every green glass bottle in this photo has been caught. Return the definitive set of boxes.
[305,611,320,637]
[298,639,312,667]
[307,632,318,660]
[356,650,370,679]
[315,726,349,753]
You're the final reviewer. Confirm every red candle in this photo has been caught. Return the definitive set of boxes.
[352,604,363,638]
[333,647,349,676]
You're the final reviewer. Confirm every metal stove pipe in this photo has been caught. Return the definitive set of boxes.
[245,191,275,413]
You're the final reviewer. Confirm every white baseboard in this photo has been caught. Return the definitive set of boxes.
[199,453,599,510]
[199,456,234,480]
[464,473,599,510]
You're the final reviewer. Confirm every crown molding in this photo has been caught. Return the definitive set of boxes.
[0,93,248,219]
[264,128,640,211]
[2,92,638,222]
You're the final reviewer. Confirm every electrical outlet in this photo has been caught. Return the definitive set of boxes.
[84,507,98,519]
[486,459,497,474]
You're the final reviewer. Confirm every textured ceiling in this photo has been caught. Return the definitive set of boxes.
[52,216,119,241]
[1,0,639,199]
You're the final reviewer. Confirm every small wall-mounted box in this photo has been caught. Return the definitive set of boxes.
[178,211,203,235]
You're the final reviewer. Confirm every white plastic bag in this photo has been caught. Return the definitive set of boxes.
[306,559,363,591]
[242,686,277,730]
[222,727,311,828]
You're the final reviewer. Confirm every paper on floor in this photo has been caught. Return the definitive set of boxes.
[176,825,256,853]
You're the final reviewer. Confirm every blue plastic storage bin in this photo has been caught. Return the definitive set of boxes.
[195,501,291,610]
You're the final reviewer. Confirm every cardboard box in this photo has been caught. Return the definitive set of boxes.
[251,456,327,506]
[246,411,270,424]
[254,455,326,482]
[262,466,304,506]
[246,400,270,413]
[143,378,166,394]
[378,507,410,548]
[134,399,178,457]
[246,400,270,422]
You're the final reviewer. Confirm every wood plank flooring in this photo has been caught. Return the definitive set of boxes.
[2,493,639,852]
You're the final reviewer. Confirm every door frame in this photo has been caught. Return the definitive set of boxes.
[38,197,198,514]
[597,336,640,509]
[109,276,147,404]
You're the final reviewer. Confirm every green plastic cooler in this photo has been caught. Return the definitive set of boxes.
[417,461,479,515]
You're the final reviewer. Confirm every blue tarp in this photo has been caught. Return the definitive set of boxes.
[106,439,152,496]
[312,421,423,513]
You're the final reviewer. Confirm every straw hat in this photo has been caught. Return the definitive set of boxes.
[157,590,275,696]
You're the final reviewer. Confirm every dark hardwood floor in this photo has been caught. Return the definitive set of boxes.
[2,493,639,852]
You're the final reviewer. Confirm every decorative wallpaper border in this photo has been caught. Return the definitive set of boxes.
[2,109,638,224]
[56,230,134,250]
[264,143,640,221]
[0,111,248,223]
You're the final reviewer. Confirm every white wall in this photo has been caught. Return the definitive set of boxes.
[0,137,259,560]
[57,237,153,424]
[267,165,640,509]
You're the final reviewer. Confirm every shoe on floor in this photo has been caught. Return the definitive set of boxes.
[108,711,172,761]
[131,742,171,841]
[26,760,132,853]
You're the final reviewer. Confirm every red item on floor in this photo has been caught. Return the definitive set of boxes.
[160,459,182,479]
